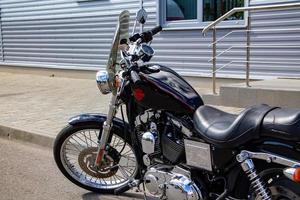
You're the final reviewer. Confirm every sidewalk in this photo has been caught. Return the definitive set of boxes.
[0,72,243,147]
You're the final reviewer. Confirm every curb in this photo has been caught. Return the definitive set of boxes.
[0,124,54,148]
[0,107,242,149]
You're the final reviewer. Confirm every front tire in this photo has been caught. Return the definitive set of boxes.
[53,123,138,194]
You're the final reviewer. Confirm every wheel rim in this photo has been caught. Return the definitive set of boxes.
[60,129,138,190]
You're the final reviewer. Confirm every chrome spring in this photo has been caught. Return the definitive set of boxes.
[246,165,271,200]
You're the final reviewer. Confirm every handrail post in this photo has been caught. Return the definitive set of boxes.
[0,8,4,61]
[212,26,217,94]
[246,11,251,87]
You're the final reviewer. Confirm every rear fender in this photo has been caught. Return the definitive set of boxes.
[255,140,300,162]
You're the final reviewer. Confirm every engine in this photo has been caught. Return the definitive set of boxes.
[135,110,187,165]
[134,111,204,199]
[144,165,203,200]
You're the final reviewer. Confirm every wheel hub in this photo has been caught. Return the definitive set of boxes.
[78,147,120,178]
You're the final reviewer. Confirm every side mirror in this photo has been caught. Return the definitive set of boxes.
[136,8,147,24]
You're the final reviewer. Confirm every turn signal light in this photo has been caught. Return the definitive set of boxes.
[114,75,121,88]
[283,167,300,183]
[293,168,300,182]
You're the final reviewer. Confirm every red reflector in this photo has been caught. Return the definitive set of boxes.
[293,168,300,182]
[133,88,145,101]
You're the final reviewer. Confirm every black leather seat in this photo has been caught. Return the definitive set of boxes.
[193,104,273,148]
[262,108,300,141]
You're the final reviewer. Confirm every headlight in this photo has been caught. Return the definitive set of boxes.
[96,70,111,95]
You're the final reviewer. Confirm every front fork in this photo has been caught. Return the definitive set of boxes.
[94,93,118,166]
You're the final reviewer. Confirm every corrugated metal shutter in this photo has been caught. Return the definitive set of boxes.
[248,8,300,77]
[0,0,140,70]
[0,0,299,79]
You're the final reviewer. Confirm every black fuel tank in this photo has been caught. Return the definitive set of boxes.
[133,64,204,114]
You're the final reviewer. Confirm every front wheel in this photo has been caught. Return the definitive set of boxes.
[53,123,138,194]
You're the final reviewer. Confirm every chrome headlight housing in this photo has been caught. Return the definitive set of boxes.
[96,70,111,95]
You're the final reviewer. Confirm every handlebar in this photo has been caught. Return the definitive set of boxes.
[150,25,163,36]
[129,25,162,43]
[122,26,162,74]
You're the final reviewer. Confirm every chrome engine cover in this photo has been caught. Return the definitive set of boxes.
[144,166,203,200]
[141,131,155,154]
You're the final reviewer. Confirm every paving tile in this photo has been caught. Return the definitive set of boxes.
[0,72,242,140]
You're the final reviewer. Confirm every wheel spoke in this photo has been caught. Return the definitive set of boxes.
[121,155,136,162]
[69,137,86,150]
[64,146,81,153]
[112,136,117,147]
[121,148,133,156]
[60,129,137,190]
[80,130,98,147]
[115,173,124,181]
[72,134,89,148]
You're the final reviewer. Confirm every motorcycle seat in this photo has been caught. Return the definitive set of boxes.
[193,104,273,148]
[262,108,300,141]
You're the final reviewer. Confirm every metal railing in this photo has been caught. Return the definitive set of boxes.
[202,2,300,94]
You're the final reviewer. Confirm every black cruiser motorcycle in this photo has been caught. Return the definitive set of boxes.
[54,9,300,200]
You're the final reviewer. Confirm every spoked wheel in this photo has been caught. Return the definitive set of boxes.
[53,123,138,193]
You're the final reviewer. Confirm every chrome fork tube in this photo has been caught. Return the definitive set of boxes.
[94,93,118,166]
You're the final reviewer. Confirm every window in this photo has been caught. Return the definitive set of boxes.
[159,0,246,29]
[166,0,197,21]
[203,0,244,21]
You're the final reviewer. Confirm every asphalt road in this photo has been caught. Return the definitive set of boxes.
[0,138,143,200]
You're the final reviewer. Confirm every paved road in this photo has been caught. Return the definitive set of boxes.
[0,138,143,200]
[0,72,110,138]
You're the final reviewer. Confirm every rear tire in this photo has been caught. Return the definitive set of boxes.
[53,123,138,194]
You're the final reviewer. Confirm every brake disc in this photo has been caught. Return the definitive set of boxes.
[78,147,120,178]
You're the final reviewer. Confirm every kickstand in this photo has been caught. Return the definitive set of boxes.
[142,182,148,200]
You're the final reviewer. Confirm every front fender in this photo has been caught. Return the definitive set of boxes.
[68,113,130,135]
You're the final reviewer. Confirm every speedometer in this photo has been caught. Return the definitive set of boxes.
[137,44,155,62]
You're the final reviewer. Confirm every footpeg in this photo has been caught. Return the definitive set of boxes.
[114,180,140,195]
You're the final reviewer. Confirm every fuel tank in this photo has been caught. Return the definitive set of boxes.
[133,64,204,114]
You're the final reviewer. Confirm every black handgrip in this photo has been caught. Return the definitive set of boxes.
[130,70,141,84]
[114,183,131,195]
[140,26,162,43]
[129,33,141,42]
[130,26,162,43]
[140,31,153,43]
[150,25,162,36]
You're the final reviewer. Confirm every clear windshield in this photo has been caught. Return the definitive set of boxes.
[106,10,130,94]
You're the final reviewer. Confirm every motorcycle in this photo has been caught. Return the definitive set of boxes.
[53,9,300,200]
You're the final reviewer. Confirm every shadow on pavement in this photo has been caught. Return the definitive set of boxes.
[82,191,144,200]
